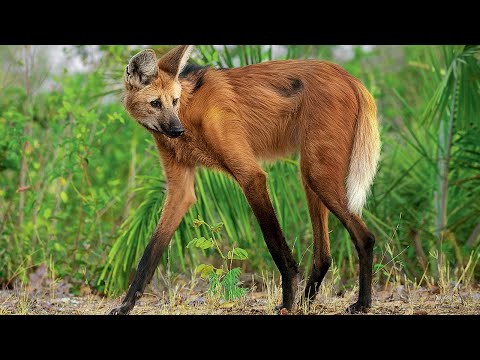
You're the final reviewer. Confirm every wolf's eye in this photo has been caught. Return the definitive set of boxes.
[150,100,161,108]
[172,98,179,106]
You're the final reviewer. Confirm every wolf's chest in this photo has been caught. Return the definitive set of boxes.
[158,134,226,171]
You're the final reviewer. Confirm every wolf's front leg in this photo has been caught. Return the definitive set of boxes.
[109,161,196,315]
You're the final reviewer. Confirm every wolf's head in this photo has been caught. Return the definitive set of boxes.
[123,45,193,138]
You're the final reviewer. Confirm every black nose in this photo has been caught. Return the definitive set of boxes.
[167,127,184,138]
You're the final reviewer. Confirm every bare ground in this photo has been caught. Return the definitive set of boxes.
[1,276,479,315]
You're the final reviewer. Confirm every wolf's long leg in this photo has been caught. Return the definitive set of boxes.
[109,159,196,315]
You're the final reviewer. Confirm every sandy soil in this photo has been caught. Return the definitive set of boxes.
[1,282,479,315]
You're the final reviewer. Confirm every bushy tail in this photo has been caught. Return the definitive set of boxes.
[346,82,381,216]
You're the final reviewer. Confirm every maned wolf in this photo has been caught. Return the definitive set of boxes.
[109,45,381,315]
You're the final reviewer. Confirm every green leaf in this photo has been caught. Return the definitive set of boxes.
[211,222,224,233]
[196,264,214,279]
[195,264,207,273]
[186,239,197,249]
[221,268,242,286]
[199,238,214,250]
[373,264,384,273]
[202,266,214,278]
[187,237,214,250]
[60,191,69,203]
[227,248,248,260]
[220,268,246,301]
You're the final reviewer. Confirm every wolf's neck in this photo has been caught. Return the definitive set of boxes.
[178,63,210,117]
[179,63,209,93]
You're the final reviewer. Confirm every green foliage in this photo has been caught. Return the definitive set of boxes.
[209,268,247,301]
[1,45,479,298]
[0,45,150,293]
[187,237,215,250]
[189,217,248,301]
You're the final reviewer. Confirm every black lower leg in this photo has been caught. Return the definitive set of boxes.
[280,263,299,310]
[300,180,332,306]
[109,237,166,315]
[268,238,299,311]
[304,256,332,302]
[299,169,376,314]
[348,232,375,313]
[358,233,375,306]
[240,171,299,311]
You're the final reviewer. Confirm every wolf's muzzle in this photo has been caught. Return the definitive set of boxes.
[162,116,185,138]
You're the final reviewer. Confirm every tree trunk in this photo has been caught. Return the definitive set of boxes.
[433,66,458,279]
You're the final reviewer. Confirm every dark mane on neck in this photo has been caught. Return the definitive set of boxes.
[180,63,208,77]
[179,63,210,93]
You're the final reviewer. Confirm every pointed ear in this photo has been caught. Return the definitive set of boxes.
[157,45,193,78]
[124,49,158,89]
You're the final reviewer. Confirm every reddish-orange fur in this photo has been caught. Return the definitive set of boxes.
[150,60,358,169]
[110,46,380,315]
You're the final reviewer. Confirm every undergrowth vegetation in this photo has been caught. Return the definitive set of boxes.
[0,45,479,299]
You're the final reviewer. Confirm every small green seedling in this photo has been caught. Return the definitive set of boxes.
[187,216,248,301]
